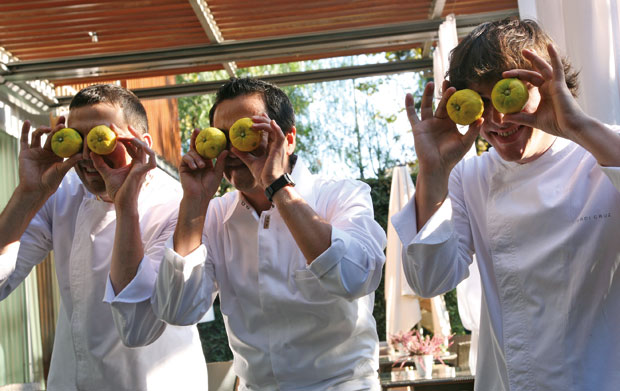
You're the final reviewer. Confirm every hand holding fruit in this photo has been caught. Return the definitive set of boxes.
[501,44,587,140]
[17,118,82,198]
[230,115,290,189]
[406,81,481,180]
[90,126,155,208]
[179,128,228,203]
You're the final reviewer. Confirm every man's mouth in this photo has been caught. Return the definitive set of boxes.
[495,127,519,137]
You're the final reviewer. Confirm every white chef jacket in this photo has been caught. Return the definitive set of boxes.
[0,169,209,391]
[392,136,620,391]
[107,160,387,391]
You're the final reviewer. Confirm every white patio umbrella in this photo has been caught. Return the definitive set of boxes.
[385,165,421,339]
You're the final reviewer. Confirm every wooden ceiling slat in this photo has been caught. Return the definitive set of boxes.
[215,9,430,28]
[0,5,193,25]
[2,28,207,48]
[220,16,433,39]
[1,0,187,16]
[211,0,430,17]
[0,18,201,39]
[11,37,208,60]
[11,33,208,54]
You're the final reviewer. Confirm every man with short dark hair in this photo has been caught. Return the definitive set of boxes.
[0,84,208,390]
[108,78,387,390]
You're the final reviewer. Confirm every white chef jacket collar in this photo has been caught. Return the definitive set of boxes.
[222,158,315,224]
[490,135,574,169]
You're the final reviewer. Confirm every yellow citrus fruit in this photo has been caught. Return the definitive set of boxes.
[51,127,83,158]
[229,117,262,152]
[491,78,529,114]
[446,89,484,125]
[87,125,117,155]
[195,127,227,159]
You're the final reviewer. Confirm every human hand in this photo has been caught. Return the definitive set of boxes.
[178,129,228,207]
[17,117,82,198]
[90,124,156,210]
[406,81,481,178]
[231,114,289,190]
[502,44,587,140]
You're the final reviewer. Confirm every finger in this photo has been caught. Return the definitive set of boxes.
[190,129,201,152]
[125,125,142,139]
[121,138,147,164]
[32,127,51,149]
[441,80,451,96]
[435,86,456,119]
[502,112,537,128]
[109,123,131,139]
[129,144,157,177]
[502,69,545,87]
[463,118,483,148]
[182,151,203,170]
[521,48,554,80]
[57,153,83,176]
[251,114,271,125]
[420,82,435,120]
[213,150,229,178]
[91,153,113,176]
[230,147,258,168]
[405,93,421,126]
[20,121,31,149]
[546,44,566,83]
[54,116,66,128]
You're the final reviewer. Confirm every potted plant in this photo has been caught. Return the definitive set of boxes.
[389,329,452,379]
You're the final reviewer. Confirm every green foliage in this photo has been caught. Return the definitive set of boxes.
[444,288,468,335]
[198,299,233,362]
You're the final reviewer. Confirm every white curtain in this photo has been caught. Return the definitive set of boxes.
[518,0,620,125]
[433,14,458,101]
[385,166,421,339]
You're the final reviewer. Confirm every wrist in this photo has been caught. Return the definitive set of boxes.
[264,173,295,202]
[14,185,49,209]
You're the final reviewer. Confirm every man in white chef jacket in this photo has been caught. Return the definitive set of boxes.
[106,77,387,390]
[0,84,208,391]
[392,19,620,391]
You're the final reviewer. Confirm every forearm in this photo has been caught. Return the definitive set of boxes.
[110,208,144,294]
[173,196,207,256]
[414,170,450,231]
[569,117,620,167]
[0,186,48,253]
[273,186,331,264]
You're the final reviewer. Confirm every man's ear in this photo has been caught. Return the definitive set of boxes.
[142,133,153,148]
[285,126,296,155]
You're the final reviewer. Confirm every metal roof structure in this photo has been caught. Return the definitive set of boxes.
[0,0,519,110]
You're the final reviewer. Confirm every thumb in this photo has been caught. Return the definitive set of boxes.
[91,153,113,177]
[463,118,483,148]
[503,112,536,128]
[213,150,229,178]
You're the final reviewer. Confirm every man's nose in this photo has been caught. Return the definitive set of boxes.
[81,132,91,158]
[489,106,505,126]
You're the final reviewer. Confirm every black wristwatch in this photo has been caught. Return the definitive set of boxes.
[265,173,295,202]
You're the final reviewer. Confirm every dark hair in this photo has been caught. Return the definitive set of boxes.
[209,77,295,134]
[447,18,579,96]
[69,84,149,133]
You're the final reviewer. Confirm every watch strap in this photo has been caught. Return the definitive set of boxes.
[265,173,295,202]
